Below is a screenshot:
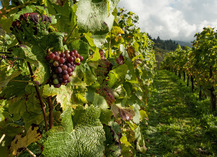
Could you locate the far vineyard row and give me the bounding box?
[163,27,217,112]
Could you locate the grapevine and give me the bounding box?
[0,1,155,156]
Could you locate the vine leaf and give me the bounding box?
[12,45,50,84]
[43,106,106,157]
[42,85,72,110]
[107,64,128,88]
[111,104,135,121]
[135,126,147,153]
[0,70,21,91]
[10,126,41,156]
[76,0,119,47]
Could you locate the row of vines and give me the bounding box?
[163,27,217,112]
[0,0,156,156]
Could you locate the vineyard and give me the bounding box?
[0,0,217,157]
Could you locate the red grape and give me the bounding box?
[65,53,70,58]
[56,67,62,73]
[68,56,74,62]
[61,65,68,70]
[54,84,61,88]
[49,53,55,60]
[75,62,80,66]
[67,67,72,73]
[60,53,65,57]
[69,72,73,76]
[79,56,84,61]
[69,51,74,56]
[53,51,59,55]
[59,57,65,64]
[47,49,83,88]
[72,49,78,55]
[63,74,69,80]
[62,70,68,75]
[54,55,60,61]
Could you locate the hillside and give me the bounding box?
[175,40,192,47]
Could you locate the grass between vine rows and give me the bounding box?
[140,70,217,157]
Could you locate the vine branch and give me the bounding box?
[27,62,48,132]
[48,96,53,129]
[0,0,5,9]
[4,0,37,13]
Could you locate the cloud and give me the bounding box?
[117,0,217,41]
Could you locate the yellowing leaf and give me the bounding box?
[112,26,125,35]
[120,135,132,147]
[140,110,148,121]
[10,126,41,156]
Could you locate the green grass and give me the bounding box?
[140,70,217,157]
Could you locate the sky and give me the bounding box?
[117,0,217,42]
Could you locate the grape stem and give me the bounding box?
[64,24,77,44]
[108,32,112,58]
[48,96,53,129]
[27,62,48,132]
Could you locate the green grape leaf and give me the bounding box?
[60,108,73,133]
[40,32,65,50]
[76,0,119,47]
[100,108,113,125]
[76,0,115,34]
[43,105,105,157]
[71,93,88,104]
[135,126,147,153]
[0,70,21,91]
[84,32,96,48]
[92,34,107,48]
[12,45,50,84]
[132,104,141,124]
[0,76,28,99]
[105,144,121,157]
[86,87,109,109]
[107,64,128,88]
[46,1,77,34]
[108,121,121,142]
[83,63,97,85]
[22,112,45,130]
[8,97,26,120]
[93,93,108,108]
[78,41,90,62]
[42,85,72,110]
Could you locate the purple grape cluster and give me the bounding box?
[46,49,83,88]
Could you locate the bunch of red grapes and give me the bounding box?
[46,49,83,88]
